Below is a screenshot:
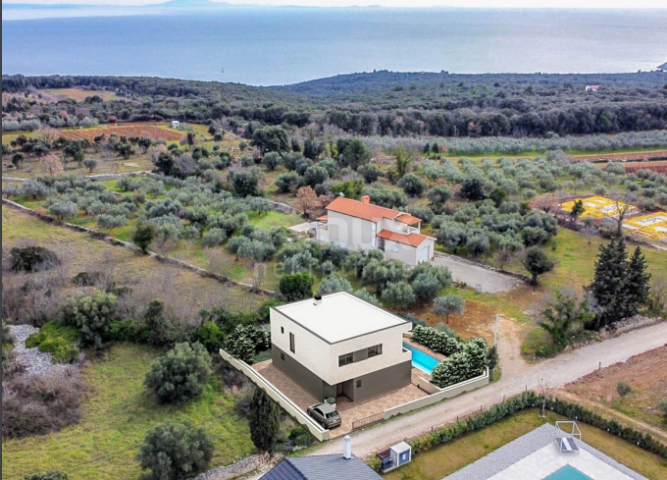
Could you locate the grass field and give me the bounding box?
[565,346,667,431]
[1,344,255,480]
[383,409,667,480]
[2,205,267,315]
[42,88,120,102]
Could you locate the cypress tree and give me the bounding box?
[249,388,281,453]
[626,246,651,315]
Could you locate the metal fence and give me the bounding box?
[352,412,385,431]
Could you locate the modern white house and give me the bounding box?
[170,120,180,128]
[315,195,436,266]
[270,292,413,402]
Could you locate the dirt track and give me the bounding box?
[313,321,667,458]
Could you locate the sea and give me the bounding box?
[2,7,666,86]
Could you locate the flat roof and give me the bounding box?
[273,292,409,344]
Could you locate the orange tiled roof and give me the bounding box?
[325,197,420,224]
[377,229,429,247]
[316,214,328,221]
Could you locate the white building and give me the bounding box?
[315,196,436,266]
[170,120,180,128]
[270,292,413,402]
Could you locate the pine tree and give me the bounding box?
[588,239,640,330]
[626,247,651,315]
[249,388,281,453]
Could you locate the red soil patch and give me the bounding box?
[571,151,667,163]
[60,123,184,143]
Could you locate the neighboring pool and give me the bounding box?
[403,343,440,375]
[542,465,594,480]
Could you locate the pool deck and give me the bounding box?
[441,424,649,480]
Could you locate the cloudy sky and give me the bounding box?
[2,0,666,7]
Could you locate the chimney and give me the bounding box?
[343,435,352,460]
[360,195,370,204]
[313,295,322,306]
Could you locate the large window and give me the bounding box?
[290,333,296,354]
[368,344,383,358]
[339,353,354,367]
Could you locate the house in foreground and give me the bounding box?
[260,437,383,480]
[315,195,435,266]
[271,292,412,402]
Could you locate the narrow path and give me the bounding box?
[312,322,667,458]
[431,254,523,294]
[495,314,531,380]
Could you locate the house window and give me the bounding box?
[357,380,362,388]
[339,353,354,367]
[280,353,285,361]
[281,327,284,334]
[290,333,296,354]
[368,344,383,358]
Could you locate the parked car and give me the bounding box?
[307,402,342,430]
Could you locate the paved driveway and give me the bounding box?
[432,254,522,293]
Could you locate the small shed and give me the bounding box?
[170,120,180,129]
[585,85,600,92]
[378,441,412,473]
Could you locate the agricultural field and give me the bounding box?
[41,88,120,102]
[624,161,667,175]
[2,205,268,317]
[382,409,667,480]
[571,150,667,163]
[59,123,184,143]
[1,344,254,480]
[564,347,667,431]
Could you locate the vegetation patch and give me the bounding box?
[25,321,80,364]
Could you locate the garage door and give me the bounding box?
[419,246,430,263]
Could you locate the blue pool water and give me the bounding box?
[403,343,440,375]
[542,465,594,480]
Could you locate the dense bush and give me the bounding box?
[279,272,314,302]
[60,291,119,350]
[10,246,61,273]
[249,388,281,453]
[225,324,271,363]
[137,421,214,480]
[144,342,212,404]
[194,321,225,353]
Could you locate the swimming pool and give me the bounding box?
[403,343,440,375]
[542,465,594,480]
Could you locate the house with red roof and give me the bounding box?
[315,195,436,266]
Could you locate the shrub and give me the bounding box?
[279,272,314,302]
[410,205,435,223]
[2,368,84,439]
[10,246,61,273]
[617,381,633,397]
[659,399,667,422]
[25,321,80,364]
[411,324,462,356]
[137,421,214,480]
[60,291,119,350]
[49,201,78,220]
[262,152,282,171]
[303,164,329,187]
[97,214,128,232]
[225,325,271,363]
[358,164,381,183]
[275,171,303,193]
[107,319,146,343]
[194,321,225,353]
[143,299,173,347]
[411,273,443,304]
[145,342,212,404]
[523,248,556,285]
[317,274,353,296]
[398,173,426,197]
[133,223,156,253]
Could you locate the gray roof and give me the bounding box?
[260,455,383,480]
[441,424,649,480]
[659,62,667,70]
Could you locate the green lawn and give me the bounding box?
[1,344,255,480]
[383,409,667,480]
[248,211,303,229]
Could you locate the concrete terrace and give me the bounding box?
[254,360,428,438]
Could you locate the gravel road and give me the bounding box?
[8,324,64,378]
[431,254,522,293]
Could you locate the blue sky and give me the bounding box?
[2,0,666,7]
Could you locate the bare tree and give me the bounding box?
[296,186,318,218]
[251,263,267,293]
[40,154,64,177]
[608,191,637,238]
